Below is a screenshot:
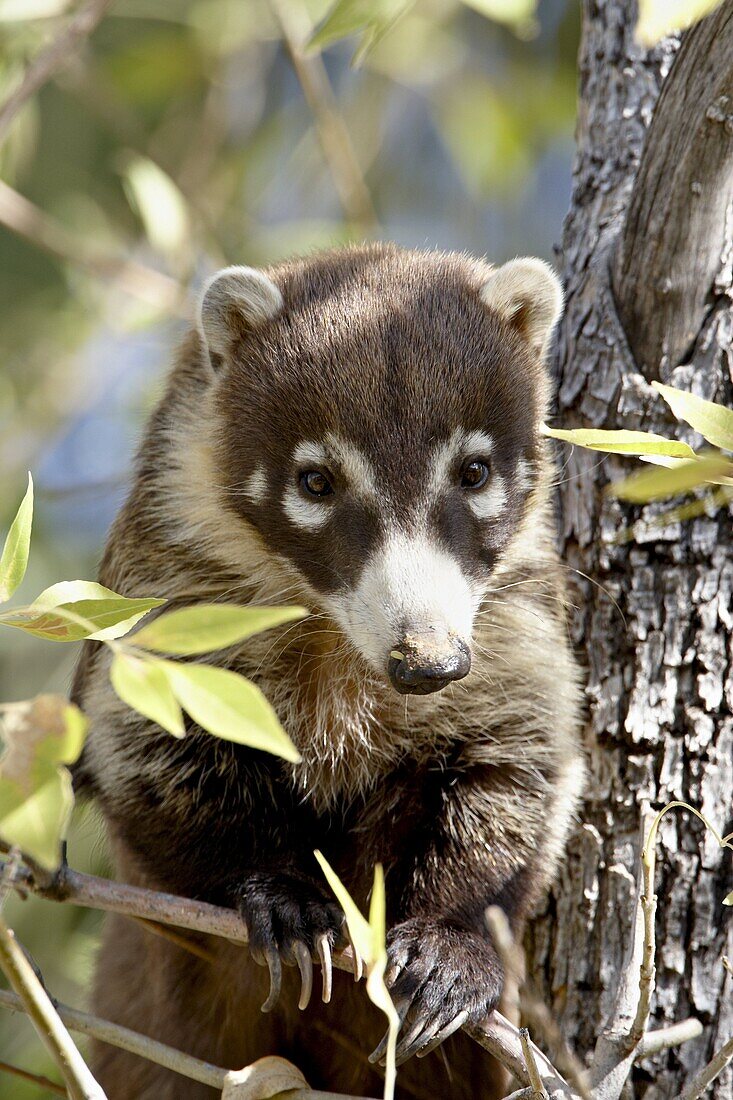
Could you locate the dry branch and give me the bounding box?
[676,1034,733,1100]
[0,0,114,145]
[1,856,576,1098]
[268,0,378,234]
[0,917,105,1100]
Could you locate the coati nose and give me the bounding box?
[388,635,471,695]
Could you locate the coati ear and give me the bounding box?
[479,258,563,359]
[198,265,283,368]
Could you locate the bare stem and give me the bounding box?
[520,1027,550,1100]
[0,988,379,1100]
[2,856,574,1094]
[637,1019,704,1058]
[268,0,378,234]
[0,0,114,145]
[675,1033,733,1100]
[486,906,591,1100]
[0,916,105,1100]
[0,1059,66,1096]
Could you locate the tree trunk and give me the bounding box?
[528,2,733,1097]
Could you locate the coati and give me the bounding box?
[72,243,585,1100]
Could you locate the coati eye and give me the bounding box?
[461,460,490,490]
[300,470,333,498]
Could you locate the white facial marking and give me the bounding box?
[329,437,378,499]
[293,440,328,468]
[327,533,481,668]
[429,429,496,496]
[461,429,495,459]
[243,464,267,504]
[282,484,330,530]
[467,472,507,520]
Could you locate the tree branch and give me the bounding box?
[675,1033,733,1100]
[637,1019,704,1058]
[268,0,378,235]
[0,1058,66,1096]
[612,0,733,377]
[0,989,378,1100]
[0,0,114,145]
[2,856,576,1097]
[0,916,105,1100]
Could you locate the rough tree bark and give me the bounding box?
[527,1,733,1097]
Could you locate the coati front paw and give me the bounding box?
[238,871,346,1013]
[369,917,503,1066]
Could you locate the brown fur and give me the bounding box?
[73,244,585,1099]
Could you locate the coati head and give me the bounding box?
[197,245,562,696]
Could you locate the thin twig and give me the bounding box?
[520,1027,550,1100]
[0,180,187,315]
[466,1015,579,1100]
[590,806,656,1100]
[268,0,378,234]
[637,1019,704,1058]
[0,917,105,1100]
[0,989,379,1100]
[130,916,216,962]
[486,906,591,1100]
[675,1033,733,1100]
[0,1058,66,1096]
[0,0,114,144]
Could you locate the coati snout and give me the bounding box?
[198,246,563,695]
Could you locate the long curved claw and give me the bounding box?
[293,940,313,1011]
[368,997,411,1064]
[316,934,333,1004]
[260,948,282,1013]
[414,1009,469,1061]
[345,924,363,982]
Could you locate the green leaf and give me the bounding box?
[131,603,307,656]
[122,156,191,258]
[110,652,185,737]
[608,454,733,503]
[315,850,373,963]
[0,473,33,604]
[315,853,398,1100]
[724,890,732,906]
[162,662,301,762]
[0,696,87,869]
[652,382,733,452]
[542,425,697,459]
[461,0,537,30]
[0,581,164,642]
[637,0,724,45]
[308,0,414,63]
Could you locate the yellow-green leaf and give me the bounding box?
[542,425,697,459]
[162,662,300,762]
[653,382,733,452]
[315,853,398,1100]
[123,156,190,257]
[308,0,414,63]
[461,0,537,29]
[131,604,307,656]
[315,850,373,963]
[110,652,185,737]
[0,473,33,604]
[637,0,724,45]
[608,454,733,503]
[0,696,87,869]
[724,890,732,906]
[0,581,165,642]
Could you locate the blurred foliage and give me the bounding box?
[0,0,580,1092]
